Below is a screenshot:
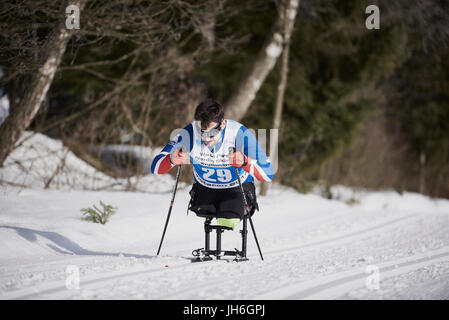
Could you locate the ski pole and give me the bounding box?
[231,149,264,261]
[156,164,182,256]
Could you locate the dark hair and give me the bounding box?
[194,99,224,128]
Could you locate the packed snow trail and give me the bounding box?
[1,184,449,300]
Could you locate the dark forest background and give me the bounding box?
[1,0,448,198]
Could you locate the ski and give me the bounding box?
[187,257,245,263]
[190,247,249,263]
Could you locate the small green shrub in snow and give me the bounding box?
[81,201,117,224]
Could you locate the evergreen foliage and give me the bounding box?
[2,0,448,197]
[81,201,117,224]
[243,0,410,188]
[386,46,449,195]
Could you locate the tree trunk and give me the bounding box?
[260,0,299,196]
[224,0,299,121]
[0,0,86,167]
[419,150,426,195]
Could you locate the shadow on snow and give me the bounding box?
[0,225,155,259]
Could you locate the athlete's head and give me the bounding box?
[194,99,225,146]
[194,99,224,129]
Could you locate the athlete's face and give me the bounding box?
[200,120,225,146]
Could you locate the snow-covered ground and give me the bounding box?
[1,133,449,300]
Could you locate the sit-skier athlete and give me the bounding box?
[150,99,274,228]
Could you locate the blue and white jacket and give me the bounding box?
[150,120,274,189]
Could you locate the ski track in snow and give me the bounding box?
[1,206,449,300]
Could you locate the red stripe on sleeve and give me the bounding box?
[252,165,266,181]
[158,154,174,174]
[242,156,269,182]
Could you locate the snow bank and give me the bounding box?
[0,131,182,193]
[316,184,449,215]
